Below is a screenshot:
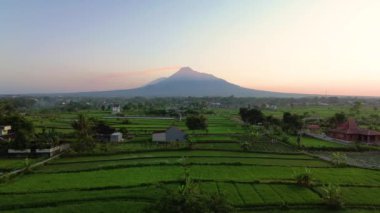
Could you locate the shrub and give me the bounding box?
[121,119,131,125]
[240,142,251,151]
[71,136,96,153]
[294,168,313,187]
[322,184,344,209]
[186,115,208,131]
[331,152,347,167]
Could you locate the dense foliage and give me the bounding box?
[282,112,303,134]
[186,115,208,131]
[239,108,264,125]
[71,114,96,152]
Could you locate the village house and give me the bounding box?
[0,125,12,142]
[110,132,123,142]
[111,104,121,114]
[0,125,11,136]
[328,119,380,144]
[152,127,187,143]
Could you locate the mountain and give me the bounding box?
[145,77,168,86]
[72,67,304,97]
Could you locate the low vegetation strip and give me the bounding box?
[38,158,332,174]
[314,186,380,206]
[2,164,379,194]
[0,182,322,211]
[50,155,320,166]
[59,150,314,163]
[2,200,150,213]
[0,166,184,193]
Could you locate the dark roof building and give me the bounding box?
[328,119,380,143]
[152,127,186,143]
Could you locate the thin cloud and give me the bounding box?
[100,66,181,80]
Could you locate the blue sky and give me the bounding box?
[1,0,379,96]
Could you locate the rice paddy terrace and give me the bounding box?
[1,110,380,212]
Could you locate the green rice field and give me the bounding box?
[1,109,378,212]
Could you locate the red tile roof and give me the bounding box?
[330,118,380,136]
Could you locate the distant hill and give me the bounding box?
[70,67,305,98]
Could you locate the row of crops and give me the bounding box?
[1,149,380,212]
[29,110,245,135]
[1,109,376,212]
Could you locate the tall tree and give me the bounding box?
[239,108,264,125]
[282,112,302,134]
[93,120,115,135]
[71,114,95,152]
[186,115,208,131]
[71,114,93,138]
[327,112,347,128]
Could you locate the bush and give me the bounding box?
[71,136,96,153]
[121,119,131,125]
[294,168,313,187]
[331,152,347,167]
[186,115,208,131]
[322,184,344,209]
[240,142,251,151]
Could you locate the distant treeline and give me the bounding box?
[1,96,380,112]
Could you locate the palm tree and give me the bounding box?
[71,114,93,138]
[38,128,60,148]
[331,152,347,167]
[322,184,344,209]
[71,114,95,152]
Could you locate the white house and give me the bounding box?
[110,132,123,142]
[152,127,186,143]
[0,125,11,136]
[112,105,121,114]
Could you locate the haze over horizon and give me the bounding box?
[1,0,380,96]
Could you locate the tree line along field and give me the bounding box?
[1,108,379,212]
[262,105,379,119]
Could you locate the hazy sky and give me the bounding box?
[1,0,380,96]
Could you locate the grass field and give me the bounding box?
[289,136,351,149]
[2,108,378,212]
[1,149,380,212]
[0,158,44,173]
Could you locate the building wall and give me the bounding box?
[112,107,121,114]
[152,132,166,142]
[110,133,123,142]
[329,132,380,143]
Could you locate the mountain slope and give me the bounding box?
[145,77,168,86]
[73,67,304,97]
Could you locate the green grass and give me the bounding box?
[3,200,149,213]
[191,135,238,142]
[289,136,350,148]
[315,186,380,205]
[0,166,183,193]
[8,109,380,212]
[57,150,315,164]
[0,185,161,210]
[4,163,379,194]
[0,182,322,210]
[0,158,44,172]
[38,156,330,174]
